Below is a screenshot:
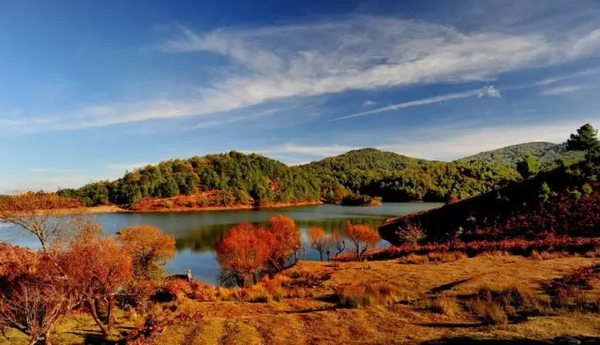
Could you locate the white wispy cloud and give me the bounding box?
[2,15,600,134]
[331,85,501,121]
[362,100,376,107]
[257,118,598,162]
[535,67,600,86]
[540,85,589,96]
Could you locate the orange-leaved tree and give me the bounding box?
[267,215,301,271]
[117,225,176,280]
[346,221,381,261]
[307,227,329,261]
[0,192,83,251]
[63,236,134,337]
[0,244,79,345]
[215,223,271,285]
[329,232,346,259]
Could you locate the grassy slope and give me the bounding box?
[145,256,600,344]
[5,255,598,344]
[457,142,583,168]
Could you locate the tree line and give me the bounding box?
[50,124,600,208]
[57,152,321,207]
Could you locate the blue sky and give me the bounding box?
[1,0,600,192]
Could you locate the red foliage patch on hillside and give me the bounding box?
[380,168,599,244]
[367,237,600,261]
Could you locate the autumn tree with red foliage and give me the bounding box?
[346,221,381,261]
[0,245,79,345]
[117,225,176,280]
[329,232,346,259]
[308,227,329,261]
[266,215,301,270]
[0,192,83,251]
[215,223,271,285]
[63,235,134,337]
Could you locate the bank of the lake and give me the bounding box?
[0,202,440,285]
[52,200,326,215]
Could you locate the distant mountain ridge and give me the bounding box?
[59,142,582,208]
[299,148,519,203]
[456,142,584,168]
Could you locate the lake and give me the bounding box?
[0,202,439,285]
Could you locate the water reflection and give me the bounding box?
[0,203,439,285]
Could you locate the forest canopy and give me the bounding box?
[58,152,321,207]
[57,141,582,207]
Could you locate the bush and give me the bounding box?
[272,291,284,302]
[336,286,374,308]
[158,279,190,301]
[582,183,593,196]
[341,193,372,206]
[477,301,508,325]
[468,286,544,324]
[188,281,217,301]
[396,222,426,245]
[530,250,543,261]
[399,253,429,264]
[420,295,461,316]
[336,283,406,308]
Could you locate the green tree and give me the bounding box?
[159,177,179,198]
[538,182,551,203]
[516,154,541,179]
[567,123,600,163]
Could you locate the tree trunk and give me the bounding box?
[44,329,52,345]
[28,337,39,345]
[252,272,258,285]
[86,298,110,337]
[107,294,115,333]
[319,252,323,261]
[38,235,48,253]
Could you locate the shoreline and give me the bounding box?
[54,200,324,215]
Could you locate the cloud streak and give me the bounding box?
[330,86,501,121]
[540,85,589,96]
[2,15,600,134]
[535,67,600,86]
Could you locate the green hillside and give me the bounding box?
[457,142,584,168]
[58,152,321,207]
[299,148,519,203]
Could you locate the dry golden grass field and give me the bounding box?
[2,253,600,344]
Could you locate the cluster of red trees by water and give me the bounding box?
[0,192,383,344]
[215,217,381,286]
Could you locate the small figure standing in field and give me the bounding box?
[187,269,193,283]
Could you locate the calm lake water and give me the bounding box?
[0,203,439,285]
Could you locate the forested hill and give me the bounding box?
[298,148,520,203]
[58,152,321,207]
[457,142,583,168]
[59,148,521,207]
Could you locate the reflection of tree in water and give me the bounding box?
[174,217,387,254]
[174,223,233,252]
